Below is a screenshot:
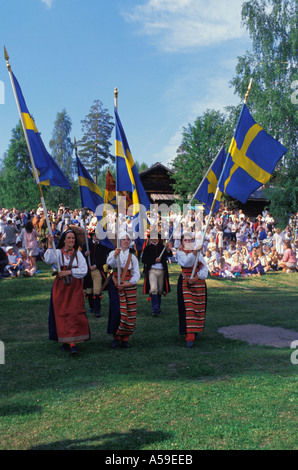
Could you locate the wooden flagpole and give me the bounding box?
[190,78,253,278]
[74,137,91,267]
[114,87,121,284]
[4,46,60,271]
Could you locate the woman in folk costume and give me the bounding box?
[45,230,89,354]
[107,232,140,349]
[177,232,208,348]
[142,233,172,316]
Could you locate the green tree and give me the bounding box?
[0,122,40,209]
[47,109,78,209]
[231,0,298,222]
[170,109,233,204]
[78,100,114,184]
[49,109,74,181]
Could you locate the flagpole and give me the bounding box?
[114,87,121,284]
[190,78,253,278]
[159,144,226,259]
[4,46,60,271]
[74,138,91,267]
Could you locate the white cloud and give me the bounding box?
[124,0,247,52]
[41,0,53,8]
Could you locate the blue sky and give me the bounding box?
[0,0,252,171]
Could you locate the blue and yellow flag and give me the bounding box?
[114,107,150,249]
[76,152,104,213]
[194,146,225,214]
[104,169,117,209]
[219,104,287,204]
[11,72,71,189]
[75,153,114,249]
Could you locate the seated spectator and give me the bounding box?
[216,256,235,278]
[228,240,237,255]
[257,247,269,272]
[278,240,297,272]
[4,246,22,277]
[266,247,279,271]
[19,248,36,277]
[230,253,243,276]
[248,252,264,277]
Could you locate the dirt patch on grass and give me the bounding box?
[218,324,298,348]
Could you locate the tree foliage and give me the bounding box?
[49,109,74,181]
[231,0,298,220]
[0,122,40,209]
[170,109,234,204]
[77,100,114,184]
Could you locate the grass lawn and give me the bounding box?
[0,260,297,450]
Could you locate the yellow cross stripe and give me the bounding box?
[207,169,222,200]
[224,124,272,192]
[78,176,102,197]
[207,169,218,192]
[22,113,38,132]
[115,139,136,189]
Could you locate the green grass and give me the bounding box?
[0,261,297,450]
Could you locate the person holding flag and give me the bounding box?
[75,143,114,317]
[177,232,208,349]
[45,229,89,355]
[106,231,140,349]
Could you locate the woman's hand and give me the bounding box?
[58,270,72,279]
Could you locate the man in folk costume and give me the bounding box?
[82,231,112,317]
[45,230,89,354]
[177,232,208,348]
[142,233,172,316]
[106,232,140,349]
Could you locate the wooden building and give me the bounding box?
[139,162,178,205]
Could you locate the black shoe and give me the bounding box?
[121,341,131,349]
[70,345,78,354]
[186,341,193,348]
[111,339,120,349]
[61,343,70,352]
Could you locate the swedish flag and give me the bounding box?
[194,146,225,214]
[219,104,287,204]
[75,153,114,249]
[11,72,71,189]
[114,107,150,248]
[76,153,104,213]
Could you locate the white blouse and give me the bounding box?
[177,250,208,280]
[107,249,140,285]
[44,248,88,279]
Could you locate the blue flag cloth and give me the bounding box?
[194,146,226,214]
[219,104,288,204]
[11,72,71,189]
[75,152,114,250]
[114,107,150,250]
[76,153,104,213]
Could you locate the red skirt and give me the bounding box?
[181,267,207,333]
[112,271,137,338]
[51,276,90,343]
